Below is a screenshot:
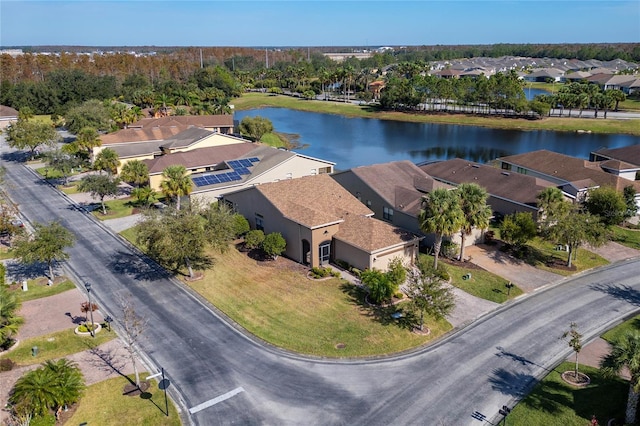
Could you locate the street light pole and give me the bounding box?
[84,282,95,338]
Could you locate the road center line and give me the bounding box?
[188,387,245,414]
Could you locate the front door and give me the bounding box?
[319,242,330,266]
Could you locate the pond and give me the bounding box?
[235,108,639,171]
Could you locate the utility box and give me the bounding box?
[31,346,38,356]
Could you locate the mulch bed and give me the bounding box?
[439,257,485,271]
[123,380,151,397]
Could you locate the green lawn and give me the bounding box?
[508,362,627,425]
[91,198,138,220]
[14,279,75,303]
[602,314,640,344]
[523,238,610,276]
[59,182,80,195]
[259,132,289,148]
[0,248,15,260]
[0,327,116,366]
[420,254,523,303]
[611,225,640,250]
[232,92,640,136]
[66,374,181,426]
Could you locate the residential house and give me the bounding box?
[223,174,420,271]
[0,105,19,129]
[497,150,640,208]
[128,115,234,134]
[524,68,565,82]
[96,127,246,173]
[144,143,334,203]
[420,158,560,220]
[590,145,640,181]
[332,161,455,246]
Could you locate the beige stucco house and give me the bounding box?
[222,174,420,272]
[144,143,335,202]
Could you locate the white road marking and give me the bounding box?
[188,387,245,414]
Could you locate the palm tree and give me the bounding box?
[161,165,192,210]
[600,332,640,425]
[609,89,627,111]
[418,189,464,269]
[131,186,157,206]
[0,286,23,349]
[119,160,149,187]
[9,358,85,418]
[536,186,569,225]
[75,127,100,160]
[457,183,491,262]
[93,148,120,175]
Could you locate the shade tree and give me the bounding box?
[4,118,59,160]
[405,267,455,332]
[77,174,121,215]
[12,220,75,280]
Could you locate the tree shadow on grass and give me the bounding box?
[572,369,627,422]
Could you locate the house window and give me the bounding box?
[501,163,512,171]
[383,206,394,221]
[319,242,331,265]
[319,167,331,174]
[255,214,264,231]
[516,167,527,175]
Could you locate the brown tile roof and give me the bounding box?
[347,160,451,215]
[499,150,640,193]
[256,174,373,228]
[130,115,233,129]
[0,105,19,117]
[100,125,189,145]
[334,214,419,253]
[144,143,258,174]
[593,146,640,168]
[420,158,556,207]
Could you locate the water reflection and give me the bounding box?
[235,108,638,171]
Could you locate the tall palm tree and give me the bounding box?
[600,332,640,425]
[418,188,464,269]
[457,183,491,262]
[75,127,101,160]
[0,286,23,348]
[161,165,192,211]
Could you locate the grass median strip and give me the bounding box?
[611,226,640,250]
[67,373,181,426]
[508,362,626,425]
[15,279,75,303]
[1,328,115,366]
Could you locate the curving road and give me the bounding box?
[3,146,640,425]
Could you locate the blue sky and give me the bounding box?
[1,1,638,47]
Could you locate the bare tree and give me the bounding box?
[119,295,148,388]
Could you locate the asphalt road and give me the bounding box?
[3,145,640,425]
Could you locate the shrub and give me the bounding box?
[0,358,16,371]
[231,214,250,237]
[385,257,406,293]
[440,240,459,259]
[350,267,362,278]
[244,230,265,250]
[310,266,331,278]
[335,259,350,270]
[0,262,5,286]
[262,232,286,259]
[361,269,394,305]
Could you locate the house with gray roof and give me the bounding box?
[419,158,558,220]
[590,145,640,181]
[332,161,451,237]
[0,105,19,129]
[497,150,640,208]
[223,174,420,271]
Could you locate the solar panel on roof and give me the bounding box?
[219,175,230,182]
[236,168,250,175]
[248,157,260,163]
[239,159,252,167]
[193,177,208,187]
[228,160,241,168]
